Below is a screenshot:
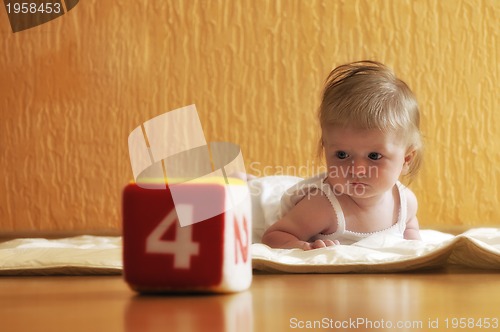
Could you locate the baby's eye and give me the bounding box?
[368,152,382,160]
[336,151,349,159]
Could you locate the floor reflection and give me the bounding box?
[124,291,253,332]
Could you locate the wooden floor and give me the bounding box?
[1,268,499,332]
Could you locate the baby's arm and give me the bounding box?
[403,188,421,240]
[262,191,337,250]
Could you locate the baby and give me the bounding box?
[262,61,423,250]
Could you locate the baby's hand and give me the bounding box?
[301,239,340,251]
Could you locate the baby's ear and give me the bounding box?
[402,148,416,175]
[316,137,325,159]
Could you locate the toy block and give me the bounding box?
[122,179,252,293]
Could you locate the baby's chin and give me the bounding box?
[343,183,372,198]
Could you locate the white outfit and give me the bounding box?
[249,175,303,243]
[279,173,408,245]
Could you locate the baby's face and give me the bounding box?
[322,126,409,198]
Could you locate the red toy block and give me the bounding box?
[122,180,252,293]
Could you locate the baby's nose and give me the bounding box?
[351,159,368,177]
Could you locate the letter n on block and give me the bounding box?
[122,181,252,293]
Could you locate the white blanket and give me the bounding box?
[0,176,498,275]
[252,228,500,273]
[0,236,122,275]
[0,229,500,275]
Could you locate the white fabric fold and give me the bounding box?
[0,236,122,275]
[252,228,500,273]
[1,229,500,275]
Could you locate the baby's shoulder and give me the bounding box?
[401,186,418,219]
[289,188,338,230]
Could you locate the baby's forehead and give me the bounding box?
[322,126,405,148]
[322,125,394,137]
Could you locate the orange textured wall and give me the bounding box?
[0,0,498,234]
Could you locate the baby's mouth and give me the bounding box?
[348,181,368,186]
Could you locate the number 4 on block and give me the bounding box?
[122,181,252,293]
[146,205,200,269]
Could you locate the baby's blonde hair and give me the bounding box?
[318,60,423,181]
